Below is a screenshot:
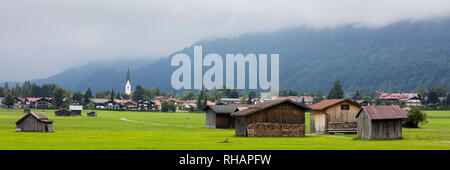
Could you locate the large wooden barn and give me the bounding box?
[309,99,361,134]
[231,99,310,137]
[16,111,54,132]
[203,105,239,129]
[356,105,407,140]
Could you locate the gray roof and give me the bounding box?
[16,112,52,124]
[91,98,109,104]
[203,105,239,114]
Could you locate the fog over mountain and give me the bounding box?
[1,0,450,81]
[27,18,450,95]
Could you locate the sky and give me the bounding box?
[0,0,450,81]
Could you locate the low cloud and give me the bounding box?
[0,0,449,81]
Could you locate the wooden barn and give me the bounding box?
[356,105,407,140]
[231,99,310,137]
[54,108,74,116]
[16,111,54,132]
[203,105,239,129]
[69,105,83,116]
[87,111,97,117]
[309,99,361,134]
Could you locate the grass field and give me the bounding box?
[0,109,449,150]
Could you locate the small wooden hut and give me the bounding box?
[16,112,54,132]
[87,111,96,117]
[55,108,73,116]
[69,105,83,116]
[355,105,407,140]
[309,99,361,134]
[231,99,310,137]
[203,105,239,129]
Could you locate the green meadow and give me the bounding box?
[0,109,449,150]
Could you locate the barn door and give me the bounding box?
[315,114,326,133]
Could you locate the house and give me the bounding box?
[309,99,361,134]
[275,96,314,106]
[87,111,96,117]
[220,98,241,105]
[203,105,239,129]
[231,99,310,137]
[25,97,52,109]
[91,98,109,109]
[69,105,83,116]
[55,108,74,116]
[105,100,120,109]
[0,97,4,107]
[16,111,54,132]
[14,97,28,109]
[114,99,138,110]
[138,100,155,110]
[378,93,421,106]
[356,105,408,140]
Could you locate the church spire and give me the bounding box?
[126,66,130,82]
[125,66,132,96]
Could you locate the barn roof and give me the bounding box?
[356,105,408,120]
[309,99,360,110]
[231,99,310,117]
[16,112,52,124]
[203,105,239,114]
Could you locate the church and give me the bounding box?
[125,66,132,96]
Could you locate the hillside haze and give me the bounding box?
[32,19,450,94]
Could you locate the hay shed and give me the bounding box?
[309,99,361,134]
[203,105,239,129]
[356,105,407,140]
[231,99,310,137]
[87,111,96,117]
[55,108,73,116]
[16,112,54,132]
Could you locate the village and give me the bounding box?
[1,67,447,141]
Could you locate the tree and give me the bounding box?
[52,87,65,109]
[375,98,385,105]
[161,101,169,112]
[313,88,324,104]
[403,107,428,128]
[132,85,146,101]
[110,89,115,101]
[327,80,344,99]
[0,86,4,97]
[161,101,176,112]
[447,93,450,106]
[182,91,195,100]
[62,90,72,108]
[427,88,439,105]
[72,92,83,104]
[353,90,363,100]
[4,92,15,108]
[362,94,372,103]
[116,92,121,100]
[247,91,256,104]
[84,87,93,105]
[86,102,95,109]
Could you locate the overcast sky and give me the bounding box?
[1,0,449,81]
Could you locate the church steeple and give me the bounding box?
[125,66,132,95]
[126,66,131,82]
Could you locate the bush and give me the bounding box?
[403,107,428,128]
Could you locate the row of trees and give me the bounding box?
[0,81,58,98]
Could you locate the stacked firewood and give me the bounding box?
[247,123,305,137]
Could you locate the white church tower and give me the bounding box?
[125,66,132,96]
